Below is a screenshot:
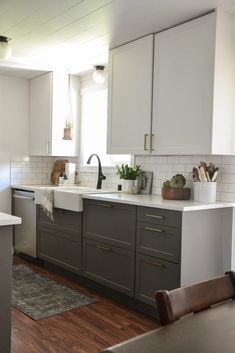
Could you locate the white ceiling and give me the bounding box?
[0,0,235,78]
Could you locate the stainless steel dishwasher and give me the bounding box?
[13,189,37,257]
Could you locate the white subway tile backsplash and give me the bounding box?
[179,156,193,164]
[217,183,229,192]
[10,154,235,203]
[221,156,235,165]
[220,174,235,183]
[220,192,235,202]
[155,156,168,164]
[167,156,179,164]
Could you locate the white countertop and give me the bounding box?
[82,193,235,211]
[11,184,59,191]
[0,212,21,226]
[11,184,235,212]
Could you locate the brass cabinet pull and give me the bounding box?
[144,134,149,151]
[144,259,165,268]
[145,213,165,219]
[145,226,164,233]
[150,134,155,151]
[96,203,113,208]
[98,245,112,252]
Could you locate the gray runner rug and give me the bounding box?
[12,264,95,320]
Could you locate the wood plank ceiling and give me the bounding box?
[0,0,234,77]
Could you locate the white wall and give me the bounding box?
[0,75,29,213]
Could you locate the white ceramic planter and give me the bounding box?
[193,182,217,203]
[122,179,138,194]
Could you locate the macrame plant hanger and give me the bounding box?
[63,73,74,140]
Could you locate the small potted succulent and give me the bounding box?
[162,174,191,200]
[116,164,143,194]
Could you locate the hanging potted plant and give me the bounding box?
[116,164,143,194]
[63,74,74,141]
[63,120,73,140]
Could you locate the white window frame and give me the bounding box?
[79,73,133,173]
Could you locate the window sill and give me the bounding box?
[79,165,117,174]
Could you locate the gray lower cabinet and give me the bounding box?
[37,206,82,274]
[83,199,136,296]
[135,206,182,306]
[83,238,135,296]
[83,199,136,250]
[135,253,180,306]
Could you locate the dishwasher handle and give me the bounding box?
[13,194,35,201]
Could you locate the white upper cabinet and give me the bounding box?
[152,10,235,155]
[107,35,154,155]
[29,72,80,157]
[29,72,52,156]
[107,10,235,156]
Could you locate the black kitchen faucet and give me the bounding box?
[86,154,106,189]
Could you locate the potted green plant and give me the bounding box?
[116,164,143,193]
[162,174,191,200]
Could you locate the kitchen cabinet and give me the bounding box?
[152,10,235,155]
[82,199,136,295]
[107,10,235,155]
[83,238,135,296]
[135,206,181,306]
[29,72,80,157]
[107,35,154,155]
[37,206,82,274]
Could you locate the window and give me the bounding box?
[80,74,131,168]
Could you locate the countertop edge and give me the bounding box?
[0,213,21,226]
[82,193,235,211]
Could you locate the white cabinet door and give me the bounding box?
[152,13,216,155]
[107,35,153,155]
[29,72,52,156]
[29,72,79,157]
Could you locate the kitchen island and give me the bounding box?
[0,213,21,353]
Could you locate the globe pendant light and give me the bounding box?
[93,65,105,83]
[0,36,11,60]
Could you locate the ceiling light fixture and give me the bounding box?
[0,36,12,60]
[93,65,105,84]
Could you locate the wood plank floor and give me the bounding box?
[12,257,159,353]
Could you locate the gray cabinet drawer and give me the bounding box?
[137,206,181,228]
[83,200,136,250]
[82,238,135,296]
[135,253,180,306]
[38,207,82,234]
[136,221,181,263]
[38,227,82,274]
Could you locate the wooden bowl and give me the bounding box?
[161,187,191,200]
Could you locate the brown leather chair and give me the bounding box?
[155,271,235,325]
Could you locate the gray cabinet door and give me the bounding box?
[135,253,180,306]
[38,226,82,274]
[136,221,181,263]
[37,206,82,273]
[83,238,135,296]
[39,207,82,235]
[83,200,136,250]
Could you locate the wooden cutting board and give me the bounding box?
[50,159,68,185]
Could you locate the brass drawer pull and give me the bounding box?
[145,214,165,219]
[144,259,165,268]
[98,245,112,252]
[96,203,113,208]
[145,226,164,233]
